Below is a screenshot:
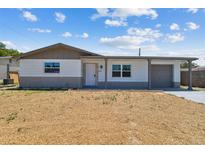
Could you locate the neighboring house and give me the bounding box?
[0,56,19,80]
[18,43,198,89]
[181,66,205,88]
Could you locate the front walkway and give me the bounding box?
[165,91,205,104]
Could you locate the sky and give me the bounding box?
[0,8,204,65]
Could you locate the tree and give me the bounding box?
[180,61,199,69]
[0,42,6,49]
[0,42,22,57]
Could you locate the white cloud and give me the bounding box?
[166,33,184,43]
[28,28,51,33]
[127,28,162,40]
[22,11,38,22]
[155,24,161,28]
[137,44,160,51]
[111,8,158,20]
[101,37,160,52]
[62,32,72,38]
[91,8,158,20]
[187,8,199,14]
[100,35,158,50]
[97,44,160,56]
[170,23,180,31]
[0,41,16,49]
[157,49,205,66]
[100,35,147,48]
[186,22,200,30]
[100,27,162,50]
[100,26,184,50]
[54,12,66,23]
[77,32,89,39]
[91,8,110,20]
[105,19,127,27]
[82,33,89,39]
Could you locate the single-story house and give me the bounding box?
[18,43,198,89]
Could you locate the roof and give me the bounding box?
[17,43,198,61]
[81,55,198,61]
[18,43,101,59]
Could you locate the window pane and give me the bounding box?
[123,65,131,71]
[53,63,60,67]
[122,72,131,77]
[112,71,121,77]
[112,65,121,71]
[45,62,60,73]
[45,63,51,67]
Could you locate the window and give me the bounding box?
[122,65,131,77]
[112,64,131,77]
[112,65,121,77]
[44,62,60,73]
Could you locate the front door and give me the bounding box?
[85,64,96,86]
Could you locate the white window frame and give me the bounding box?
[122,64,131,77]
[112,64,131,78]
[112,64,121,77]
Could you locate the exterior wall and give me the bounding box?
[82,58,148,89]
[107,59,148,82]
[81,58,105,82]
[151,60,181,83]
[19,57,183,89]
[20,77,82,88]
[82,58,181,89]
[19,59,82,77]
[82,59,148,83]
[19,59,82,88]
[0,65,7,79]
[0,58,9,65]
[97,82,148,89]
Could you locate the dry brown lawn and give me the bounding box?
[0,90,205,144]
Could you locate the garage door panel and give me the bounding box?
[151,65,173,88]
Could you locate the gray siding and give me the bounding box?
[20,77,82,89]
[96,82,148,89]
[173,82,180,88]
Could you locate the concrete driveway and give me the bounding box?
[165,91,205,104]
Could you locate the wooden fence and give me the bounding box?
[181,70,205,88]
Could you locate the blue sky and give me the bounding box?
[0,8,204,65]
